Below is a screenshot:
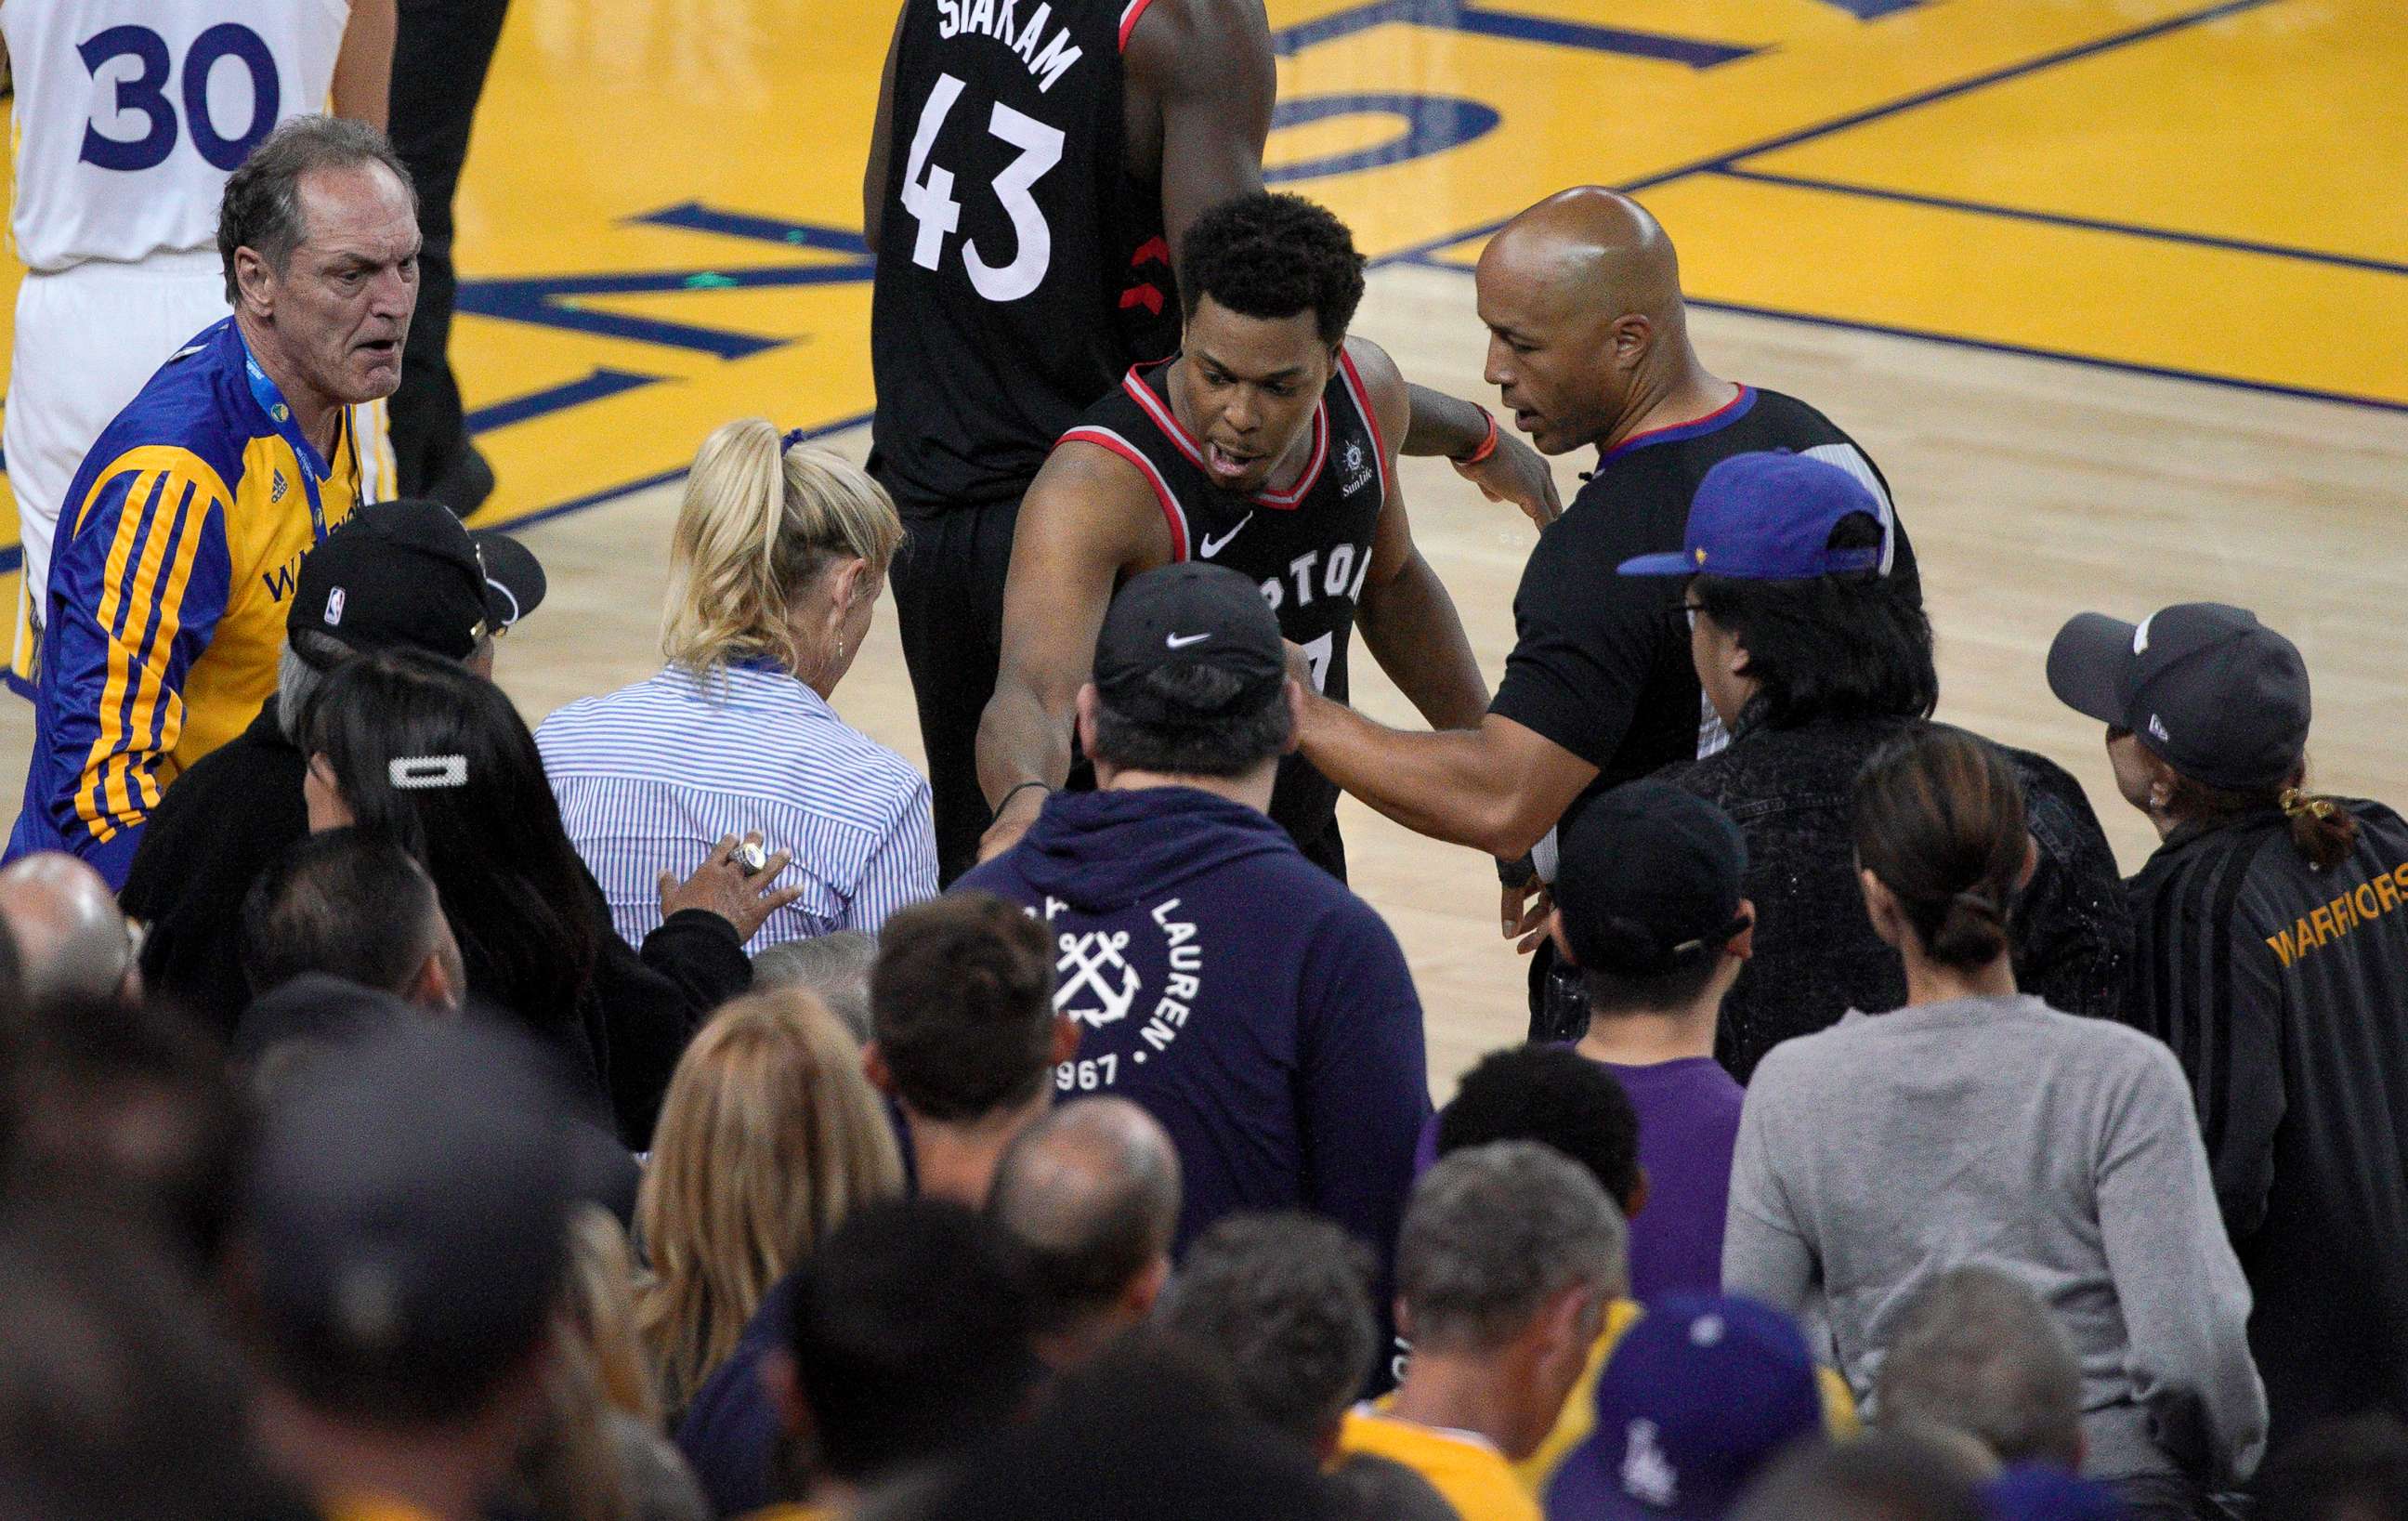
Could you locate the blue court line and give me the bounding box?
[1709,165,2408,280]
[1367,0,2287,271]
[466,367,667,434]
[1268,0,1755,68]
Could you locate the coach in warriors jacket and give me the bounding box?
[961,564,1430,1306]
[2050,602,2408,1449]
[8,120,412,885]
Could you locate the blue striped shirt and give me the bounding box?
[535,662,936,952]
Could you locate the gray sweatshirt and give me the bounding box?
[1722,993,2266,1488]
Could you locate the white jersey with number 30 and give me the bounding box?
[2,0,348,271]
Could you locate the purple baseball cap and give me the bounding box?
[1545,1294,1825,1521]
[1618,451,1891,582]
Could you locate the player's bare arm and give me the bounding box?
[330,0,397,129]
[1343,338,1488,732]
[1399,380,1563,530]
[1124,0,1275,259]
[1289,689,1596,862]
[860,0,910,256]
[974,443,1177,859]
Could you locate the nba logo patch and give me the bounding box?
[325,587,347,627]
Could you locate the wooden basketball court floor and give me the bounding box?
[2,0,2402,1091]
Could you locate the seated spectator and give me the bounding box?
[0,852,142,1007]
[1546,1293,1828,1521]
[753,930,878,1042]
[635,988,904,1424]
[884,1336,1335,1521]
[1874,1266,2085,1474]
[513,1208,711,1521]
[0,1215,302,1521]
[2253,1414,2408,1521]
[962,563,1429,1288]
[988,1096,1180,1369]
[119,499,544,1034]
[537,419,934,953]
[1341,1141,1626,1521]
[1426,1045,1858,1497]
[1158,1211,1475,1520]
[3,994,246,1276]
[238,1021,579,1521]
[1159,1211,1382,1461]
[866,891,1075,1204]
[755,1199,1040,1517]
[674,898,1060,1514]
[2049,602,2408,1449]
[1612,451,2127,1079]
[1724,726,2266,1515]
[1731,1432,1986,1521]
[1548,780,1750,1299]
[239,828,465,1009]
[301,647,776,1147]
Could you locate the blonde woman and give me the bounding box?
[538,419,936,951]
[635,985,906,1425]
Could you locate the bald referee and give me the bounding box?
[1285,188,1917,1029]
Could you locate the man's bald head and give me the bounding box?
[1475,188,1697,454]
[987,1098,1181,1360]
[0,854,137,1007]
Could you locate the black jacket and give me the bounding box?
[119,701,748,1145]
[2125,801,2408,1449]
[1663,714,2133,1082]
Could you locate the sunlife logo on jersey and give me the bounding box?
[1046,895,1204,1094]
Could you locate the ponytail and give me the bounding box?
[661,419,906,676]
[1852,726,2030,971]
[2280,785,2359,871]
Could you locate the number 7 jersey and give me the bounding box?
[2,0,347,272]
[868,0,1178,510]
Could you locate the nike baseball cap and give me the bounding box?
[1618,451,1889,581]
[2046,602,2310,791]
[1545,1294,1825,1521]
[1093,562,1287,724]
[290,500,546,666]
[1555,781,1748,977]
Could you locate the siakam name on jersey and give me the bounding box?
[936,0,1083,92]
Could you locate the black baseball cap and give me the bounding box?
[242,1021,575,1411]
[289,500,546,665]
[1556,781,1748,975]
[2046,602,2310,791]
[1093,563,1287,724]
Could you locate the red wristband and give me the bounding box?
[1456,409,1499,466]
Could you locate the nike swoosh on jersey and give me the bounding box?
[1197,512,1254,558]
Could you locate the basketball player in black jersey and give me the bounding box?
[865,0,1560,881]
[974,193,1491,880]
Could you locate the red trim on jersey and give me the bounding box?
[1335,347,1390,506]
[1060,426,1191,560]
[1119,365,1329,510]
[1119,0,1159,51]
[1604,384,1752,455]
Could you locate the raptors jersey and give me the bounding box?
[869,0,1177,510]
[1064,349,1390,876]
[2,0,347,271]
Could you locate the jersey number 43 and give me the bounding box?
[897,72,1063,303]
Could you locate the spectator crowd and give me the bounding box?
[6,116,2408,1521]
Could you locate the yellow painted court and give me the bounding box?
[4,0,2404,1078]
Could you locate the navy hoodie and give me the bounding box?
[960,785,1431,1275]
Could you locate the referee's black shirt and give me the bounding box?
[2125,799,2408,1449]
[1488,386,1918,829]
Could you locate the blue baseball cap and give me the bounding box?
[1617,451,1889,581]
[1545,1294,1824,1521]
